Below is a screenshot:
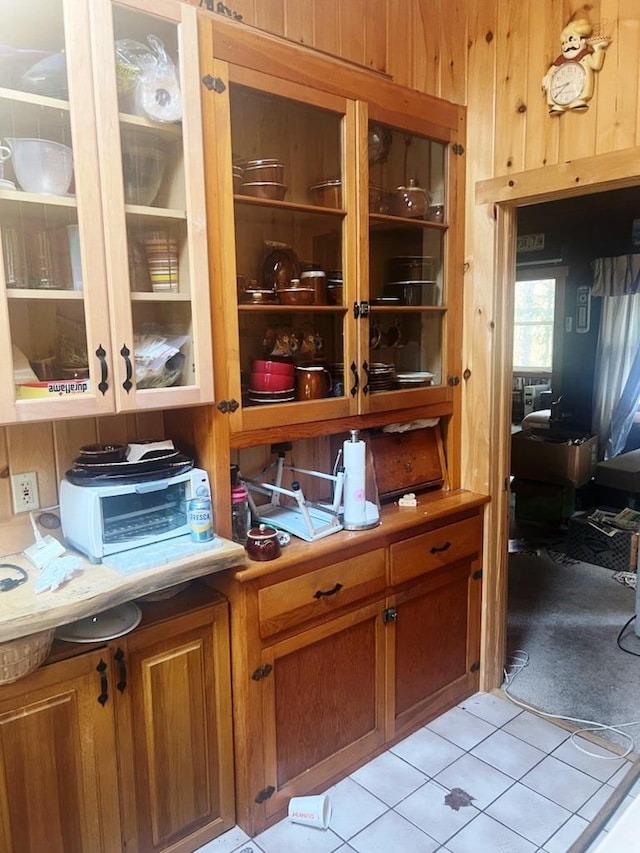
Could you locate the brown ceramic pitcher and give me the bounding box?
[295,364,332,401]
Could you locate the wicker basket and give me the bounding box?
[0,629,54,685]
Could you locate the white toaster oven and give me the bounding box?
[60,467,210,563]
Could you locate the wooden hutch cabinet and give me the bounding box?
[213,493,486,835]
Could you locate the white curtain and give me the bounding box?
[591,255,640,459]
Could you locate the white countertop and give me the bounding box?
[0,536,247,643]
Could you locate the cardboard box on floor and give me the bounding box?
[567,512,639,572]
[511,429,598,489]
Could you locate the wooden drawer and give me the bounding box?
[258,550,386,638]
[389,514,482,585]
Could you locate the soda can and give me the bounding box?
[188,496,213,541]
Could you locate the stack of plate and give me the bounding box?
[368,363,396,393]
[395,371,434,389]
[248,388,295,405]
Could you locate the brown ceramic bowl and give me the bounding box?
[309,179,342,208]
[327,283,343,305]
[243,163,284,184]
[242,181,287,201]
[239,288,279,305]
[277,287,315,305]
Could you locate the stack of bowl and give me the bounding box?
[383,255,439,306]
[276,277,315,305]
[248,359,295,404]
[242,158,287,200]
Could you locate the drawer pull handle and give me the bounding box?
[313,582,343,599]
[430,541,452,554]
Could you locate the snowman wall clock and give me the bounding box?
[542,18,611,115]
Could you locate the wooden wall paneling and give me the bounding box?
[523,0,561,169]
[414,0,441,97]
[336,0,366,67]
[596,1,638,154]
[310,0,341,58]
[283,0,315,47]
[386,0,415,88]
[6,423,57,510]
[52,418,98,488]
[361,0,387,74]
[436,0,468,106]
[493,0,532,177]
[133,411,166,441]
[0,429,11,522]
[254,0,285,36]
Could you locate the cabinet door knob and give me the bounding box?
[362,361,370,396]
[349,361,359,397]
[95,345,109,395]
[96,659,109,706]
[120,344,133,393]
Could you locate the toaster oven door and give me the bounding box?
[101,480,188,545]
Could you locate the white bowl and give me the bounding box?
[6,137,73,195]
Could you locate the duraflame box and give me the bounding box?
[567,513,639,572]
[511,429,598,489]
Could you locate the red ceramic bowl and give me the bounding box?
[250,372,295,392]
[252,359,295,376]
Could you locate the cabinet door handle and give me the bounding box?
[120,344,133,393]
[95,345,108,395]
[349,361,359,397]
[114,647,127,693]
[96,659,108,706]
[430,540,452,554]
[313,582,343,599]
[362,361,370,396]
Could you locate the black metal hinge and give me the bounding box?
[452,143,465,156]
[354,300,370,319]
[251,663,273,682]
[201,74,227,94]
[255,785,275,803]
[472,569,483,580]
[470,660,480,672]
[217,398,239,413]
[382,607,398,624]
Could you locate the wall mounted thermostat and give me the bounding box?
[576,285,591,334]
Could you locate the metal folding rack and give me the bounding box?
[240,452,345,542]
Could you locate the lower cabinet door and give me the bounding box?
[115,601,235,852]
[388,561,482,739]
[0,650,121,853]
[260,601,386,819]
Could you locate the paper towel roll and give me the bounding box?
[343,438,366,525]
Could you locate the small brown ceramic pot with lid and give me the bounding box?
[246,524,281,561]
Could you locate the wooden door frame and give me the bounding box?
[474,148,640,691]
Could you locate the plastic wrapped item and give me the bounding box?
[115,36,182,123]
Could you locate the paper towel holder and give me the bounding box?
[340,429,381,531]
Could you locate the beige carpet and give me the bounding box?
[506,547,640,753]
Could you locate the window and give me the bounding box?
[513,267,566,374]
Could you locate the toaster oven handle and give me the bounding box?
[135,480,170,493]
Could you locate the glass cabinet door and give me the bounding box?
[364,116,452,413]
[0,0,114,422]
[90,0,213,412]
[210,62,356,432]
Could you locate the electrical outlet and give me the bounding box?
[11,471,40,513]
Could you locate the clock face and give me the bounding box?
[550,61,586,105]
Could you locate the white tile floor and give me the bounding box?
[197,692,640,853]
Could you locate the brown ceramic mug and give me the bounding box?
[295,365,332,401]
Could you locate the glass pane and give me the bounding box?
[112,4,194,390]
[368,122,446,392]
[230,83,346,408]
[513,278,555,371]
[2,0,91,400]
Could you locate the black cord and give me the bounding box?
[617,614,640,657]
[0,563,28,592]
